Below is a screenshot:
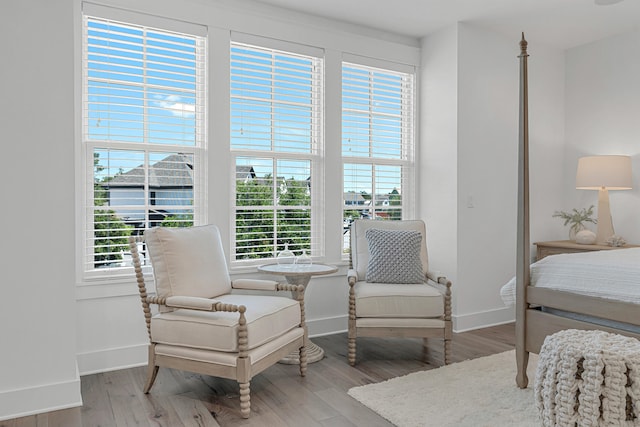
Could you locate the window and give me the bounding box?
[342,61,415,253]
[82,7,206,276]
[230,40,323,263]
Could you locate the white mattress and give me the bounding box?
[500,247,640,307]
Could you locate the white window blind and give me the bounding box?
[230,41,323,263]
[82,12,206,276]
[342,61,415,253]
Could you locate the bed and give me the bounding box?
[513,35,640,388]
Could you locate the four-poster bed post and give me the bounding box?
[515,33,530,389]
[512,34,640,390]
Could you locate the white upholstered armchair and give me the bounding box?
[129,225,307,418]
[347,219,452,366]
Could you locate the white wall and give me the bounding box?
[564,30,640,242]
[420,25,459,316]
[527,38,569,246]
[0,0,82,420]
[456,24,520,330]
[421,24,566,331]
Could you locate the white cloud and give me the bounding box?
[154,95,196,118]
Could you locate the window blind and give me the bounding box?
[230,42,323,263]
[342,62,414,160]
[342,61,415,253]
[82,13,206,276]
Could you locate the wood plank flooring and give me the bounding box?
[2,323,515,427]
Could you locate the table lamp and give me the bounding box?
[576,155,632,245]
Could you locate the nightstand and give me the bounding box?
[534,240,640,261]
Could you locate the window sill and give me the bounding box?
[76,273,155,301]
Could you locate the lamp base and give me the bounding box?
[595,187,615,245]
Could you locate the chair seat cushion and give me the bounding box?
[151,294,301,352]
[354,281,444,318]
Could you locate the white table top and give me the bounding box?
[257,263,338,277]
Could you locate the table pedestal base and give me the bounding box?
[256,264,337,366]
[279,339,324,364]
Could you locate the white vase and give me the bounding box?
[276,243,295,264]
[296,249,312,266]
[575,229,596,245]
[568,224,586,242]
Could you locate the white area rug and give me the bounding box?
[348,350,540,427]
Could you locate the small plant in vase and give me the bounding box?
[552,205,597,242]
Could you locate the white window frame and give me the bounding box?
[229,35,324,266]
[341,56,416,257]
[80,4,207,280]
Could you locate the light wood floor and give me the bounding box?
[2,323,515,427]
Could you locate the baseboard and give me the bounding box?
[453,306,515,332]
[77,343,149,376]
[0,368,82,422]
[307,314,348,338]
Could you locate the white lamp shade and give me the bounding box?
[576,155,632,190]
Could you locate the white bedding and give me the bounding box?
[500,247,640,307]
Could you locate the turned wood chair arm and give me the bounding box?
[426,271,452,292]
[425,271,452,322]
[231,279,305,296]
[147,295,243,313]
[347,269,358,287]
[426,270,447,284]
[165,296,219,310]
[276,284,307,331]
[231,279,305,294]
[231,279,279,291]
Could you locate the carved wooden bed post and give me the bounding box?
[515,33,531,389]
[511,35,640,393]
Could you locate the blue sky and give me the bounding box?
[87,18,406,199]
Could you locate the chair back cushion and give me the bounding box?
[145,225,232,301]
[351,219,429,281]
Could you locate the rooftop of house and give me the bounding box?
[103,154,194,188]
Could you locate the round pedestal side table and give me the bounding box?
[257,263,338,364]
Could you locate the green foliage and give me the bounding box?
[161,213,194,227]
[387,188,402,221]
[552,205,597,235]
[235,176,275,259]
[93,208,132,267]
[343,209,361,222]
[277,177,311,253]
[235,175,310,259]
[93,153,132,267]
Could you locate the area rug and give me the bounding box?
[348,350,540,427]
